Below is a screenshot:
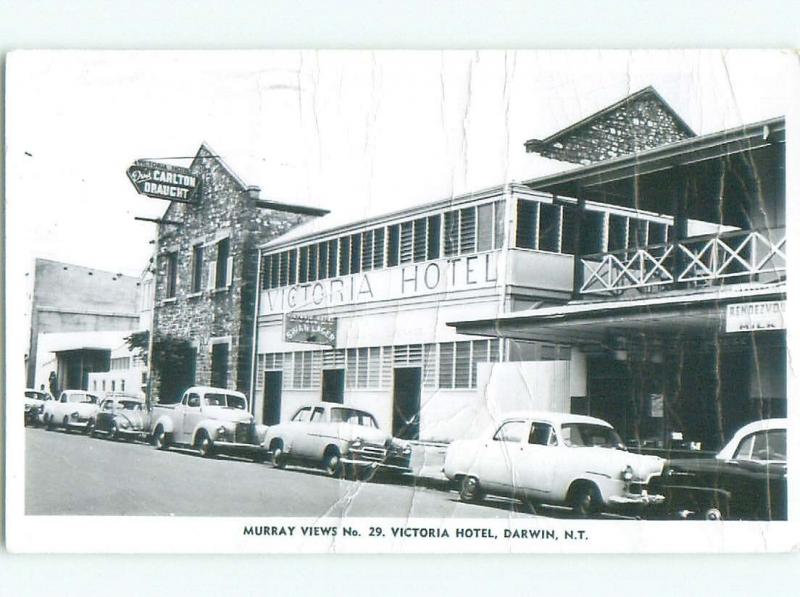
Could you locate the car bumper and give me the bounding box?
[214,440,264,453]
[340,457,412,474]
[607,492,665,507]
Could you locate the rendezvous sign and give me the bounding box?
[725,300,786,333]
[284,313,337,347]
[126,160,199,203]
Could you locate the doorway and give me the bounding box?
[263,371,283,425]
[321,369,345,404]
[392,367,421,440]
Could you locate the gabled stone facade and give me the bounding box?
[151,145,326,402]
[525,86,695,165]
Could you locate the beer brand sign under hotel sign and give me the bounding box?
[284,314,337,346]
[126,160,199,203]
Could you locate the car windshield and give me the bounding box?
[118,400,143,411]
[204,393,247,410]
[25,391,47,401]
[68,393,97,404]
[561,423,626,450]
[330,408,378,428]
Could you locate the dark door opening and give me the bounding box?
[210,342,229,388]
[263,371,283,425]
[392,367,421,440]
[321,369,345,404]
[159,345,196,404]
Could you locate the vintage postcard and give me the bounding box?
[5,49,797,553]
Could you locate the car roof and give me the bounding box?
[496,411,614,428]
[716,418,787,460]
[186,386,247,397]
[294,402,374,412]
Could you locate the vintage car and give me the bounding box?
[443,411,665,516]
[149,386,267,461]
[651,418,787,520]
[43,390,101,432]
[92,394,148,441]
[262,402,412,478]
[24,389,52,426]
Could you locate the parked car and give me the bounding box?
[443,411,665,517]
[149,386,267,461]
[651,418,787,520]
[92,394,148,441]
[262,402,412,478]
[24,389,52,426]
[43,390,101,432]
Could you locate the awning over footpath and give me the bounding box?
[448,282,786,345]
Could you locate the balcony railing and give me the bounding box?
[579,228,786,296]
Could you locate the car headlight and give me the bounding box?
[71,412,80,419]
[402,444,412,455]
[119,420,130,429]
[622,465,634,482]
[351,438,363,449]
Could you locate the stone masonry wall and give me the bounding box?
[537,97,693,165]
[151,146,310,401]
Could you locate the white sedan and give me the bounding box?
[443,411,665,516]
[43,390,101,433]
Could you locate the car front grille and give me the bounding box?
[235,422,254,444]
[353,444,388,462]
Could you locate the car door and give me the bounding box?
[515,421,558,499]
[476,419,527,493]
[96,399,113,433]
[181,392,203,443]
[299,406,328,460]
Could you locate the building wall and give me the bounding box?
[26,259,140,386]
[151,146,313,401]
[535,96,693,165]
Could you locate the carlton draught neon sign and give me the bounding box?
[126,160,199,203]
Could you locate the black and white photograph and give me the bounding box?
[5,49,797,553]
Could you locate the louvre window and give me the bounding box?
[361,229,374,271]
[299,245,309,282]
[318,242,329,279]
[350,234,361,274]
[308,244,319,281]
[413,217,427,262]
[400,221,414,263]
[516,200,537,249]
[215,238,231,288]
[387,224,400,267]
[444,210,459,256]
[581,210,606,255]
[608,214,628,252]
[279,251,289,286]
[427,215,441,259]
[339,236,351,276]
[438,343,454,388]
[494,201,505,249]
[477,203,493,251]
[373,228,385,268]
[454,341,471,388]
[538,203,561,253]
[459,207,476,254]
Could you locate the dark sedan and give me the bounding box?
[92,394,149,441]
[650,419,786,521]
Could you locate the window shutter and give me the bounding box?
[225,257,233,287]
[207,262,217,290]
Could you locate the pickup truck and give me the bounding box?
[149,386,268,461]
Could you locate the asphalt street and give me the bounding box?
[25,427,546,518]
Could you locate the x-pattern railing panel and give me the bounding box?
[580,229,785,295]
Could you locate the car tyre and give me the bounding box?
[62,416,70,432]
[85,418,95,435]
[109,422,118,441]
[270,442,287,469]
[152,426,169,450]
[196,431,215,458]
[459,476,484,503]
[252,450,268,464]
[45,414,54,431]
[323,449,343,478]
[570,483,601,518]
